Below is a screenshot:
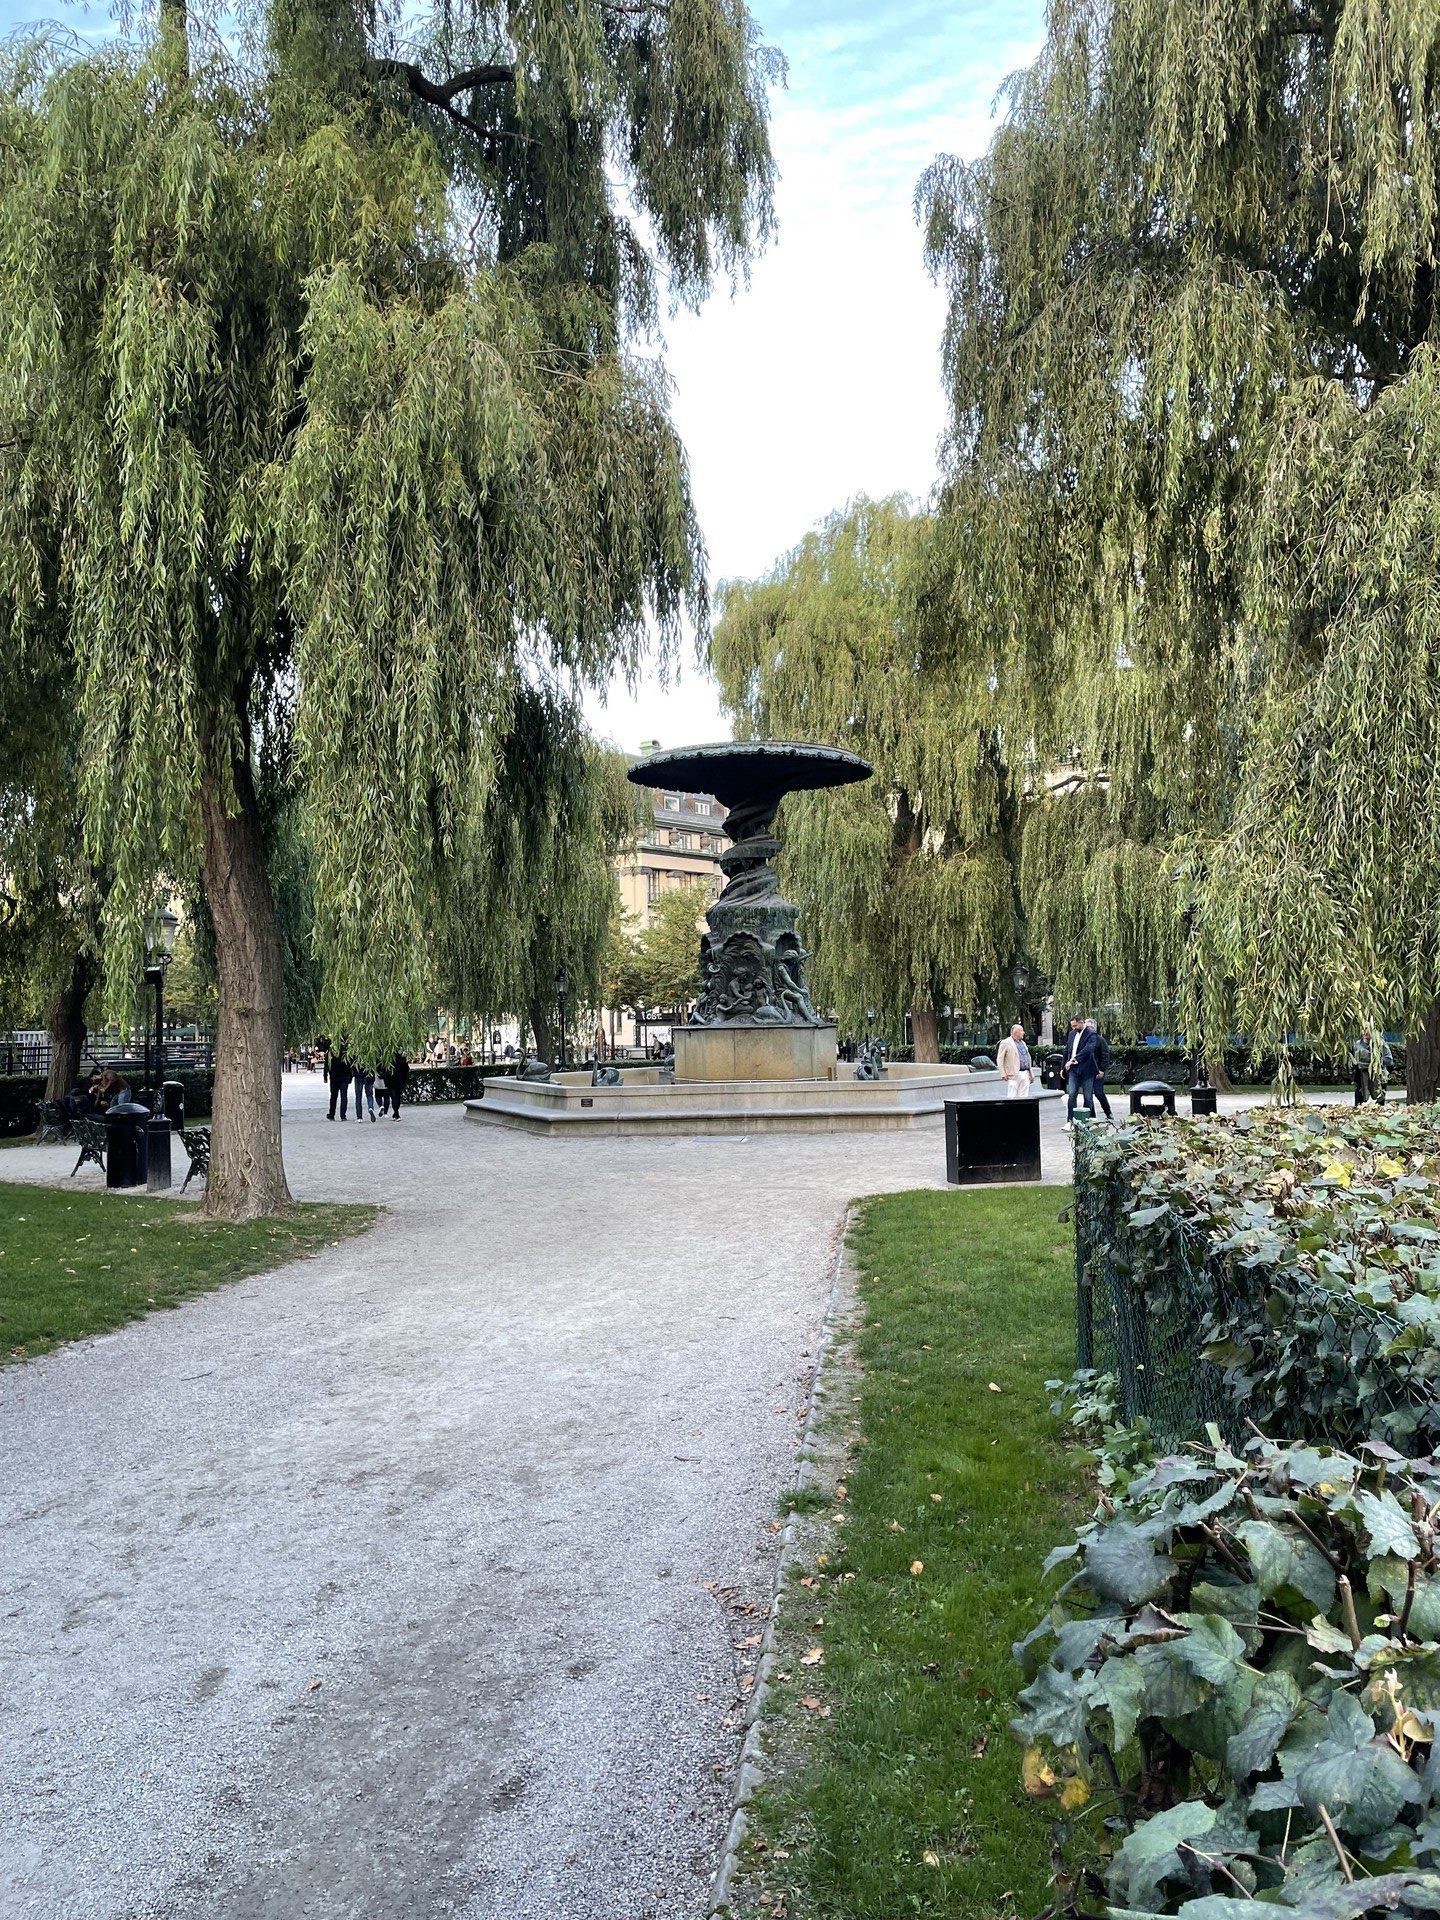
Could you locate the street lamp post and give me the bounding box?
[143,906,178,1109]
[554,964,568,1072]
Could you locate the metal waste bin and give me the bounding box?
[161,1080,186,1129]
[104,1103,150,1188]
[945,1097,1043,1185]
[1129,1079,1177,1118]
[147,1115,173,1191]
[1189,1084,1218,1118]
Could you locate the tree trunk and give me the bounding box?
[1408,996,1440,1104]
[45,948,95,1100]
[1201,1055,1234,1093]
[199,720,292,1220]
[911,999,940,1064]
[527,998,555,1065]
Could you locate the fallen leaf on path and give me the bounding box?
[800,1648,824,1667]
[799,1696,830,1716]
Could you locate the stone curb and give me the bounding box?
[707,1204,859,1916]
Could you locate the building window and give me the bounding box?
[694,798,711,815]
[674,832,691,850]
[663,794,681,812]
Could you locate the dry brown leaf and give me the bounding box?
[800,1648,824,1666]
[909,1560,925,1576]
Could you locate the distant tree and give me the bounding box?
[711,498,1016,1060]
[921,0,1440,1096]
[636,886,708,1014]
[0,0,776,1213]
[439,686,641,1065]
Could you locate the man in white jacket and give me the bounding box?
[997,1024,1033,1098]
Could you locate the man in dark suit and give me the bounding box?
[1064,1015,1098,1126]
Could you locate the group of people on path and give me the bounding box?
[321,1040,411,1122]
[996,1015,1117,1126]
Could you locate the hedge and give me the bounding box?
[1076,1108,1440,1456]
[0,1074,46,1137]
[0,1067,214,1136]
[1016,1433,1440,1919]
[402,1063,517,1104]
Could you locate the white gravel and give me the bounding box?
[0,1073,1035,1920]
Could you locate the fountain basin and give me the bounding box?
[673,1022,838,1082]
[464,1060,1007,1137]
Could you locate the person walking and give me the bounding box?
[1085,1018,1115,1123]
[997,1024,1033,1098]
[1064,1016,1097,1127]
[354,1060,376,1122]
[327,1038,350,1120]
[388,1049,410,1120]
[375,1060,390,1117]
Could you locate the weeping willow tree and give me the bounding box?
[920,0,1440,1094]
[711,498,1016,1059]
[437,684,640,1061]
[0,0,776,1213]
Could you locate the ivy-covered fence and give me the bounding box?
[1074,1111,1440,1455]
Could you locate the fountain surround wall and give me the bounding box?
[627,742,872,1082]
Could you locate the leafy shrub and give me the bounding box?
[0,1074,46,1137]
[1079,1108,1440,1453]
[403,1063,515,1104]
[1017,1435,1440,1918]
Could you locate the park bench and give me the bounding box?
[34,1099,72,1144]
[178,1125,211,1192]
[70,1116,106,1177]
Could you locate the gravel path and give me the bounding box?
[1,1076,1064,1920]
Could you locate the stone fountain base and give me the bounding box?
[672,1021,838,1083]
[463,1060,1007,1137]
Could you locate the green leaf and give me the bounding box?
[1111,1798,1218,1908]
[1096,1653,1147,1751]
[1227,1668,1302,1779]
[1085,1519,1177,1606]
[1174,1613,1247,1685]
[1237,1518,1337,1612]
[1354,1490,1422,1561]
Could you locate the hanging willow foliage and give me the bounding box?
[0,0,776,1213]
[920,0,1440,1093]
[435,681,642,1058]
[711,497,1016,1054]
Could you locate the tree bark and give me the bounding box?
[911,999,941,1064]
[527,998,556,1066]
[45,948,94,1100]
[1408,996,1440,1103]
[199,718,292,1220]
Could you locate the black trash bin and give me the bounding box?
[104,1102,150,1188]
[1189,1084,1218,1118]
[147,1115,173,1191]
[1129,1079,1177,1118]
[161,1080,186,1129]
[945,1097,1042,1185]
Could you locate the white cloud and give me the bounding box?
[584,2,1045,756]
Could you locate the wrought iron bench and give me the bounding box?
[35,1099,72,1144]
[70,1116,106,1177]
[178,1125,211,1192]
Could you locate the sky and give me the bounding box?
[584,0,1046,755]
[0,0,1047,751]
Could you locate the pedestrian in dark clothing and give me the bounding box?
[327,1043,350,1120]
[354,1061,376,1122]
[1065,1020,1100,1125]
[1086,1018,1115,1123]
[388,1051,410,1120]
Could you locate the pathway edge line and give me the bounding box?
[707,1201,860,1916]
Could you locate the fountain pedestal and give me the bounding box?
[673,1022,838,1082]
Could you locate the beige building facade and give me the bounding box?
[618,748,727,926]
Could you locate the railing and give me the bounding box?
[1,1030,216,1078]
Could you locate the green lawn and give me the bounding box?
[0,1184,378,1362]
[733,1184,1086,1920]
